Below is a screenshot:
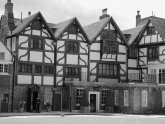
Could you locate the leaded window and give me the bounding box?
[146,27,155,35]
[35,65,42,74]
[30,38,43,50]
[102,40,118,54]
[44,65,54,74]
[66,41,79,54]
[76,88,84,105]
[19,63,32,73]
[101,29,117,40]
[98,63,118,78]
[0,52,5,60]
[141,90,148,107]
[148,47,158,60]
[65,67,80,78]
[101,89,109,105]
[0,64,8,74]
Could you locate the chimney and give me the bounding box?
[136,10,141,27]
[4,0,15,31]
[99,8,110,20]
[28,11,31,16]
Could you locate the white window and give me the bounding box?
[162,91,165,107]
[114,90,119,106]
[0,64,9,74]
[101,89,109,105]
[124,90,129,106]
[0,52,5,60]
[141,90,148,107]
[76,88,84,106]
[159,69,165,84]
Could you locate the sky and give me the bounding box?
[0,0,165,30]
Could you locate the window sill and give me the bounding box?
[0,73,10,75]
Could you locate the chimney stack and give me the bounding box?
[136,10,141,27]
[99,8,110,20]
[3,0,15,31]
[28,11,31,16]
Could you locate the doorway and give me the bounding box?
[32,91,38,111]
[89,91,100,112]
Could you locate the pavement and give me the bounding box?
[0,111,165,117]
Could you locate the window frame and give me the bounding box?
[0,64,9,74]
[0,52,5,60]
[114,90,119,106]
[146,26,156,35]
[141,90,148,107]
[44,65,54,75]
[34,64,42,74]
[18,63,32,73]
[148,46,159,61]
[65,41,79,54]
[98,62,118,78]
[101,89,109,105]
[124,90,129,107]
[30,37,43,50]
[65,67,80,78]
[102,40,119,54]
[76,88,84,106]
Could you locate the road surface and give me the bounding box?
[0,114,165,124]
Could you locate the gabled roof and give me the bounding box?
[51,17,89,42]
[83,17,128,46]
[123,24,146,45]
[123,17,165,46]
[9,12,56,41]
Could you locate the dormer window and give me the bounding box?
[102,40,118,54]
[148,46,158,61]
[32,19,42,30]
[146,26,155,35]
[68,25,77,34]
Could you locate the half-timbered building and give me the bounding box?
[123,11,165,114]
[0,0,56,112]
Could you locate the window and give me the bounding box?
[129,47,138,58]
[146,27,155,35]
[98,63,118,78]
[124,90,129,106]
[0,64,8,74]
[32,20,42,30]
[162,91,165,107]
[68,25,77,34]
[101,29,117,40]
[159,69,165,84]
[114,90,119,106]
[44,65,54,74]
[19,63,32,73]
[76,88,84,105]
[66,42,79,54]
[148,47,158,60]
[30,38,43,50]
[101,89,109,105]
[141,90,148,107]
[35,65,42,74]
[0,53,5,60]
[102,40,118,54]
[65,67,80,78]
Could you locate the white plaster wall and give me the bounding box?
[56,77,63,86]
[19,36,29,47]
[6,39,10,50]
[110,23,115,30]
[57,66,63,75]
[0,42,12,62]
[81,68,87,81]
[12,37,16,51]
[90,52,100,60]
[69,34,76,40]
[128,69,139,73]
[119,45,126,53]
[18,49,28,61]
[159,56,165,62]
[77,33,85,41]
[128,59,137,67]
[45,39,54,51]
[102,54,116,61]
[57,41,65,52]
[96,36,100,41]
[151,34,157,43]
[159,46,165,54]
[24,30,31,35]
[30,51,43,62]
[91,43,100,51]
[158,34,163,42]
[139,48,147,56]
[117,37,121,43]
[145,36,150,44]
[34,76,42,85]
[32,30,40,36]
[139,57,147,65]
[66,55,78,64]
[80,43,88,53]
[57,53,65,64]
[104,24,108,29]
[139,37,145,44]
[90,62,97,73]
[120,64,127,74]
[117,54,126,62]
[45,52,54,63]
[17,75,32,84]
[42,29,50,37]
[90,76,96,82]
[43,76,54,85]
[79,55,88,65]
